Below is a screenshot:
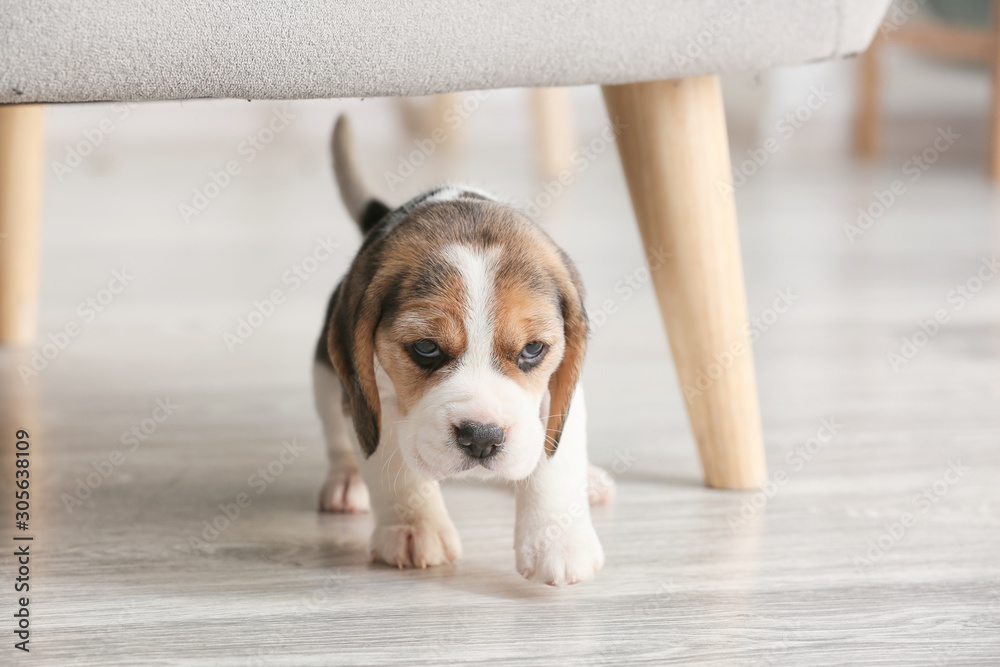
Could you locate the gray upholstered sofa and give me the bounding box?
[0,0,892,489]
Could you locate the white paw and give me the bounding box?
[587,464,616,506]
[516,521,604,587]
[318,469,370,513]
[370,520,462,569]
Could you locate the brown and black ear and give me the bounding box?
[546,251,589,456]
[327,276,383,457]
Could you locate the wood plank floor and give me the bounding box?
[1,95,999,665]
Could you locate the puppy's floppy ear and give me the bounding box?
[545,251,589,456]
[327,279,383,457]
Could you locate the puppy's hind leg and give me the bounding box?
[314,361,370,513]
[587,463,616,506]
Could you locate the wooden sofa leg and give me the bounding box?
[602,77,766,490]
[0,105,44,345]
[530,88,576,180]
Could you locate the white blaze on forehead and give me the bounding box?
[440,244,500,372]
[421,185,497,206]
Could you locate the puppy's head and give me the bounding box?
[328,193,586,481]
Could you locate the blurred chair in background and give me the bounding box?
[855,0,1000,179]
[398,89,577,181]
[396,93,466,154]
[529,88,577,180]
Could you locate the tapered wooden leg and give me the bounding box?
[0,105,44,345]
[529,88,576,180]
[855,36,882,160]
[603,77,766,490]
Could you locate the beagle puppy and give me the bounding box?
[313,116,612,586]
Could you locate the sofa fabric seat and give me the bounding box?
[1,0,891,104]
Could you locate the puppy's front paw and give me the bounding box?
[516,521,604,587]
[370,520,462,569]
[318,469,370,513]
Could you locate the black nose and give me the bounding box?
[454,422,505,459]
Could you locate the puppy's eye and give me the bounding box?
[412,339,440,357]
[517,342,548,371]
[407,339,449,371]
[521,342,546,359]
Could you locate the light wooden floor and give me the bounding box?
[2,94,1000,666]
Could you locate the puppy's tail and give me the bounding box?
[332,115,390,234]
